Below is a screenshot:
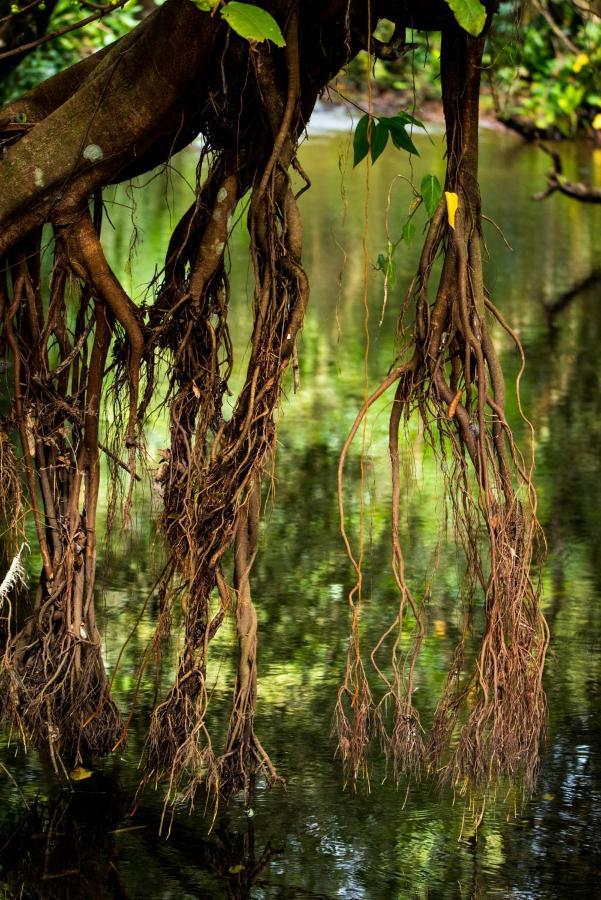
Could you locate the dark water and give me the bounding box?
[1,118,601,898]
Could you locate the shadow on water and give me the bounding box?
[1,127,601,897]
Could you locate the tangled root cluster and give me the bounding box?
[335,24,548,795]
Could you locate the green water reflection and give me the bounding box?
[1,121,601,898]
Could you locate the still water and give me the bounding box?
[1,115,601,898]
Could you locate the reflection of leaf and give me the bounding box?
[443,0,487,36]
[445,191,459,229]
[221,2,286,46]
[70,766,93,781]
[433,619,446,637]
[420,174,442,218]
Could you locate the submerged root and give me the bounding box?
[1,626,120,767]
[142,667,218,820]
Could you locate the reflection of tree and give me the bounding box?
[0,780,279,900]
[532,285,601,612]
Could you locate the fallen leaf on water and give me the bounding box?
[41,869,80,880]
[110,825,147,835]
[69,766,93,781]
[434,619,446,637]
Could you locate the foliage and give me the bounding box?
[194,0,285,45]
[489,1,601,136]
[220,1,285,45]
[0,0,140,103]
[1,0,285,105]
[444,0,487,37]
[343,2,600,138]
[352,111,423,166]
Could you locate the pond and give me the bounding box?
[1,113,601,898]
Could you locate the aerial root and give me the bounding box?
[137,9,306,810]
[335,21,548,795]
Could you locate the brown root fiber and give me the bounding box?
[336,15,548,794]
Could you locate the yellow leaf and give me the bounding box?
[572,53,589,73]
[69,766,93,781]
[593,112,601,131]
[447,389,462,420]
[228,864,245,874]
[445,191,459,229]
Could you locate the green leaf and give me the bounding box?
[401,222,416,244]
[371,120,389,163]
[221,2,286,46]
[376,245,397,286]
[353,114,370,167]
[420,174,443,218]
[394,111,425,129]
[385,116,420,156]
[443,0,487,37]
[192,0,218,10]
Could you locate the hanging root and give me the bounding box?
[0,211,123,768]
[336,16,548,794]
[218,477,280,802]
[139,8,308,810]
